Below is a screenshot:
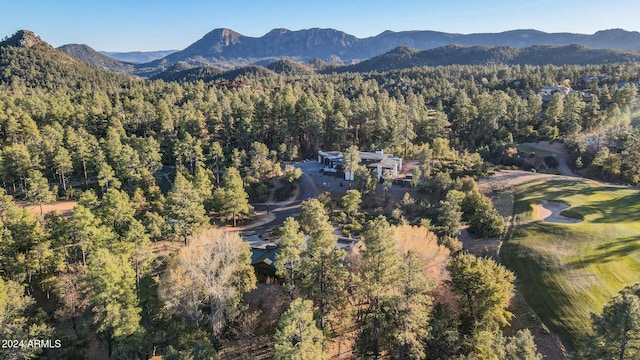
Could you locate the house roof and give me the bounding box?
[320,150,400,161]
[336,237,358,251]
[368,156,401,167]
[318,151,343,159]
[251,247,277,266]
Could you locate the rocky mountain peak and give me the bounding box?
[264,28,291,37]
[212,28,242,42]
[1,29,48,48]
[190,28,244,51]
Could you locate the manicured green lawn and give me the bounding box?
[514,143,556,158]
[501,179,640,352]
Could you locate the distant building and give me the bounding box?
[527,84,593,103]
[540,85,571,97]
[317,150,402,180]
[582,75,610,83]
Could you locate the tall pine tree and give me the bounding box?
[166,172,208,245]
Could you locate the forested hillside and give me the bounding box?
[0,29,639,359]
[59,44,136,74]
[335,44,640,73]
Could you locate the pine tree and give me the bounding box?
[67,205,117,266]
[122,219,153,289]
[166,172,208,245]
[0,278,53,359]
[97,162,121,193]
[273,298,326,360]
[391,251,434,359]
[25,169,56,216]
[192,165,213,210]
[98,188,136,233]
[66,127,96,185]
[275,217,305,297]
[355,216,402,359]
[84,248,143,358]
[0,143,34,192]
[341,189,361,219]
[53,146,73,191]
[298,199,331,236]
[589,284,640,360]
[343,145,360,181]
[249,141,276,180]
[447,253,515,335]
[354,166,377,195]
[461,190,505,238]
[425,303,462,359]
[209,141,224,183]
[382,169,394,198]
[134,137,162,174]
[437,190,465,241]
[213,167,250,226]
[299,199,347,332]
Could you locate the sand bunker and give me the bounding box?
[533,201,582,224]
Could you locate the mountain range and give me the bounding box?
[6,27,640,81]
[100,50,178,64]
[70,27,640,75]
[124,27,640,73]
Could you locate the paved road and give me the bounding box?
[248,164,319,233]
[155,162,319,233]
[298,171,319,200]
[156,165,175,194]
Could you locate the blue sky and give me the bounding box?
[3,0,640,52]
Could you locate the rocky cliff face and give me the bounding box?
[165,27,360,61]
[1,30,48,49]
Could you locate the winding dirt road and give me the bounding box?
[479,141,581,194]
[522,141,576,176]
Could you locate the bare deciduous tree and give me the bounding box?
[160,229,256,336]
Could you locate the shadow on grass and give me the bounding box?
[568,193,640,224]
[569,235,640,269]
[517,180,585,199]
[516,181,640,224]
[501,239,578,352]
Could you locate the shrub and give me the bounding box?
[544,155,559,168]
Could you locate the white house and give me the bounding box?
[318,150,402,181]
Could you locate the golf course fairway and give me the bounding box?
[501,179,640,352]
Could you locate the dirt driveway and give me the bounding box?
[477,170,578,195]
[23,201,77,217]
[522,141,576,176]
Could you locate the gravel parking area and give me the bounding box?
[295,160,413,197]
[295,160,352,194]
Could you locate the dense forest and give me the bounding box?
[1,31,639,359]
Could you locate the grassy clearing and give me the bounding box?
[501,179,640,352]
[515,143,555,158]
